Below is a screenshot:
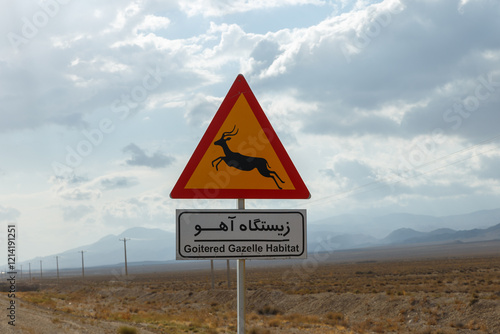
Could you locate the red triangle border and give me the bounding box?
[170,74,310,199]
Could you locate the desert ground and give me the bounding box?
[1,240,499,333]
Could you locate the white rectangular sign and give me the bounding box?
[176,209,307,260]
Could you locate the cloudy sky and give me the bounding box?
[1,0,500,261]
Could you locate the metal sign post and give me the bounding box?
[227,260,231,288]
[171,75,310,334]
[237,258,245,333]
[211,260,215,289]
[176,206,306,333]
[237,198,245,333]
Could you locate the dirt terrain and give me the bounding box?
[0,294,158,334]
[1,241,499,333]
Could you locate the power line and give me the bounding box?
[301,134,500,207]
[407,132,500,171]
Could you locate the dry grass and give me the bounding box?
[11,255,500,333]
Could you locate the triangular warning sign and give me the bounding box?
[170,74,310,199]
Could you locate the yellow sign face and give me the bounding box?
[185,95,295,190]
[170,74,310,199]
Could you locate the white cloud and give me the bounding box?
[2,0,500,261]
[99,175,140,190]
[0,205,21,222]
[179,0,327,17]
[105,1,143,32]
[101,192,172,229]
[135,14,171,32]
[123,143,175,168]
[184,93,223,126]
[58,187,102,201]
[61,204,95,221]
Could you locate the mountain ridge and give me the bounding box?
[10,208,500,270]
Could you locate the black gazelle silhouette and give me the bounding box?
[211,126,285,189]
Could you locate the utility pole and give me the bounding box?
[40,260,43,279]
[55,256,60,282]
[28,262,31,282]
[79,251,86,278]
[119,238,130,276]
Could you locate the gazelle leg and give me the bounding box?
[271,175,283,190]
[271,171,285,184]
[212,157,223,170]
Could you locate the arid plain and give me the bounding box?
[2,240,500,333]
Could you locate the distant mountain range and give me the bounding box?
[12,227,176,272]
[382,223,500,245]
[308,208,500,252]
[9,208,500,271]
[310,208,500,238]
